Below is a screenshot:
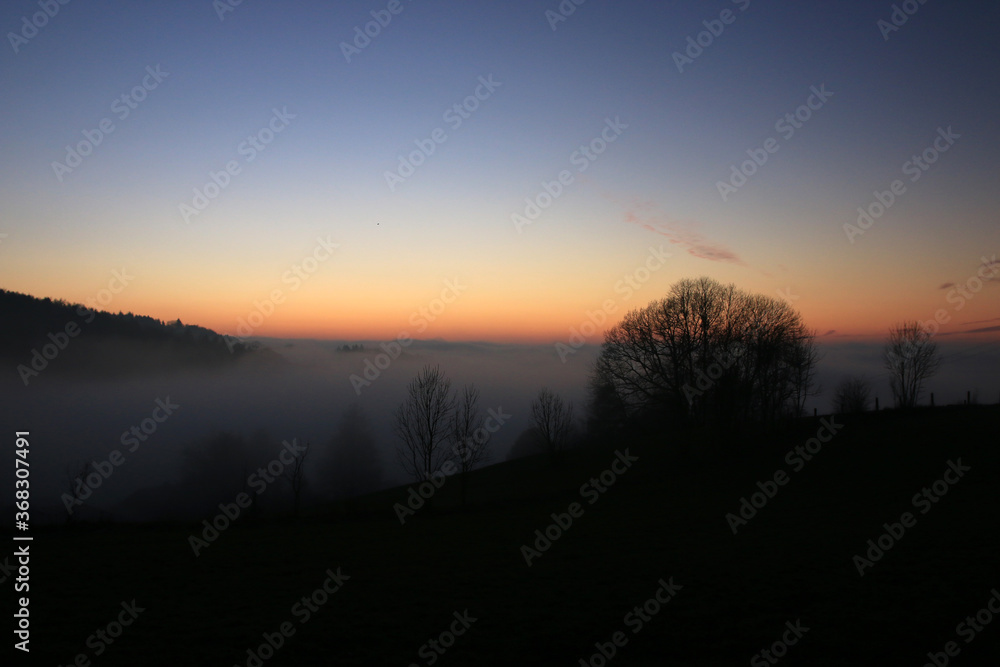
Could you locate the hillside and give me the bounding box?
[14,406,1000,665]
[0,288,271,383]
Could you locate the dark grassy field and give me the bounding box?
[11,406,1000,665]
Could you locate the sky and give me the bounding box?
[1,0,998,345]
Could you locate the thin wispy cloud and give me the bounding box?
[578,178,744,266]
[617,197,744,265]
[981,255,1000,282]
[939,324,1000,336]
[938,255,998,292]
[961,316,1000,326]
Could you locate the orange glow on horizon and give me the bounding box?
[6,275,997,346]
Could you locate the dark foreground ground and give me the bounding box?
[7,406,1000,665]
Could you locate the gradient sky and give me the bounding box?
[2,0,998,344]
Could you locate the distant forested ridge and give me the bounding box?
[0,288,269,381]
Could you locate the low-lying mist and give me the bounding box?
[2,336,996,524]
[0,339,596,524]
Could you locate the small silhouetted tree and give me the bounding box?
[834,376,872,414]
[325,405,382,500]
[531,388,574,458]
[585,370,629,439]
[883,322,940,409]
[394,365,455,482]
[283,440,309,518]
[507,427,546,461]
[180,432,251,513]
[451,384,490,507]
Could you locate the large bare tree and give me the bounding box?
[883,321,940,409]
[590,277,817,428]
[394,365,456,482]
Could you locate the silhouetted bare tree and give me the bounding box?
[451,384,490,507]
[180,431,251,512]
[585,371,629,439]
[883,321,940,409]
[834,376,872,414]
[592,277,817,428]
[283,440,309,518]
[506,427,546,461]
[324,405,382,500]
[788,337,822,417]
[531,388,574,457]
[394,365,455,482]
